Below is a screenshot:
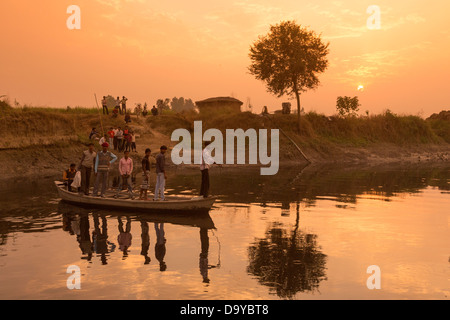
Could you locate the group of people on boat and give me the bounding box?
[63,142,168,201]
[62,138,216,201]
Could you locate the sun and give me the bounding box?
[357,85,364,92]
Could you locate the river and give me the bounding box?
[0,163,449,299]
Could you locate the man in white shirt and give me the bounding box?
[98,134,108,147]
[200,141,216,198]
[116,127,124,152]
[116,96,122,114]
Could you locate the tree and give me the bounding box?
[336,96,360,117]
[156,98,171,114]
[171,97,196,113]
[249,21,329,131]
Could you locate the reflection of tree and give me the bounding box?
[247,204,327,299]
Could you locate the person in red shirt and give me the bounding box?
[107,127,115,147]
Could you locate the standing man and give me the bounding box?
[130,131,137,152]
[115,150,134,199]
[78,143,97,196]
[200,141,216,198]
[102,96,108,115]
[107,127,115,148]
[121,96,128,115]
[116,96,122,114]
[113,126,119,150]
[153,146,167,201]
[115,127,124,152]
[140,148,152,200]
[93,143,118,198]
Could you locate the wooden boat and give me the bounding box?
[54,181,216,213]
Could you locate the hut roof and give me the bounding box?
[195,97,243,106]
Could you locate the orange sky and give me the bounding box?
[1,0,449,116]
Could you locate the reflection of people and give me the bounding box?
[140,221,151,265]
[79,214,93,261]
[199,228,210,283]
[154,223,166,271]
[93,213,109,265]
[118,216,132,259]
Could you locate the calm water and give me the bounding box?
[0,164,449,300]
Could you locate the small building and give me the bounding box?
[195,97,243,114]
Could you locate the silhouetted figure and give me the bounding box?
[262,105,268,115]
[151,105,158,116]
[140,221,151,265]
[118,216,132,259]
[102,96,108,115]
[79,214,93,261]
[154,223,166,271]
[93,213,109,265]
[199,228,210,283]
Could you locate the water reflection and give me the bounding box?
[0,163,448,299]
[59,202,217,279]
[248,204,327,299]
[140,220,151,265]
[154,223,166,271]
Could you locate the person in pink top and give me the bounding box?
[114,150,134,199]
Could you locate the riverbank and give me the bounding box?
[0,101,449,179]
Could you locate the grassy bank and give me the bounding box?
[147,108,449,161]
[1,100,449,171]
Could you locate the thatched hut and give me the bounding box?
[195,97,243,114]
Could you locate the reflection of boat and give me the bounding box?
[58,201,216,229]
[54,181,216,213]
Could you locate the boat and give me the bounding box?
[54,181,217,213]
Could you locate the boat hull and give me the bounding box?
[55,181,216,213]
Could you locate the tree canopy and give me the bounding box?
[336,96,360,117]
[249,21,329,132]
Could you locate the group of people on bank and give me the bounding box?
[89,126,137,153]
[101,96,160,120]
[101,96,128,116]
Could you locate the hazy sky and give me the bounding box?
[1,0,449,116]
